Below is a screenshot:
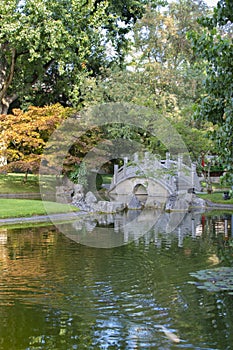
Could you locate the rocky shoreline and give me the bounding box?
[204,199,233,210]
[0,196,232,227]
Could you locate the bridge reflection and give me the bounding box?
[58,209,233,249]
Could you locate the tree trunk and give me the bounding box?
[0,47,17,115]
[0,94,18,114]
[0,100,10,115]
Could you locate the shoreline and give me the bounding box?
[205,199,233,210]
[0,201,232,227]
[0,211,87,226]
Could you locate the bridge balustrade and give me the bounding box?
[110,153,201,194]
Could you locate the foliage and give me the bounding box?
[69,163,87,188]
[0,0,225,177]
[81,0,208,113]
[68,162,103,191]
[198,192,233,204]
[173,120,214,162]
[78,1,213,163]
[0,0,161,113]
[131,0,208,107]
[189,0,233,181]
[133,0,208,66]
[68,165,80,184]
[68,126,103,161]
[189,267,233,295]
[0,104,72,174]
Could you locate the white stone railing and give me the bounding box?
[110,152,201,193]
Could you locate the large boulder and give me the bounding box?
[165,193,191,212]
[190,195,206,208]
[94,201,126,213]
[56,185,74,203]
[165,193,177,211]
[72,184,85,202]
[85,191,97,205]
[165,193,206,211]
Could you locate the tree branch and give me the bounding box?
[0,48,16,101]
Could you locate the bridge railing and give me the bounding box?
[116,165,139,183]
[110,153,201,192]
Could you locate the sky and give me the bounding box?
[204,0,218,7]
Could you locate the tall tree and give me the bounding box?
[0,0,158,114]
[189,0,233,181]
[132,0,209,103]
[82,0,209,109]
[75,1,215,163]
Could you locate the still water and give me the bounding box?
[0,210,233,349]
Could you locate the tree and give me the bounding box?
[0,0,159,114]
[189,0,233,182]
[77,1,212,162]
[132,0,209,103]
[81,0,209,115]
[0,104,72,176]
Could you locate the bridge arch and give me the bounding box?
[133,183,148,196]
[108,153,201,206]
[109,176,173,206]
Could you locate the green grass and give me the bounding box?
[198,192,233,205]
[0,173,40,193]
[0,173,113,194]
[101,174,113,184]
[0,198,79,219]
[201,182,231,191]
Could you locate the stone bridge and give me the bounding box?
[108,152,201,206]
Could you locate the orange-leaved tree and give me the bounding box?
[0,104,74,179]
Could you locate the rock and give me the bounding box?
[56,179,85,204]
[73,184,85,201]
[191,195,206,208]
[165,193,177,211]
[56,185,74,203]
[62,175,75,189]
[165,193,206,211]
[127,195,143,210]
[165,193,192,212]
[94,201,126,213]
[85,191,97,205]
[72,198,93,212]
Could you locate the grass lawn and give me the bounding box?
[101,174,113,184]
[198,192,233,205]
[0,173,113,194]
[0,198,79,219]
[0,173,40,193]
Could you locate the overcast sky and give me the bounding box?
[204,0,218,7]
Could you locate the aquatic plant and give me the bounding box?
[189,267,233,295]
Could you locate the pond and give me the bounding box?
[0,210,233,349]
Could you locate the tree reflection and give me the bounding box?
[0,213,233,348]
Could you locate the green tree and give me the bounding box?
[78,0,212,162]
[0,0,158,114]
[132,0,209,105]
[81,0,209,114]
[189,0,233,182]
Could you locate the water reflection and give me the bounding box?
[0,212,233,349]
[58,209,213,248]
